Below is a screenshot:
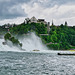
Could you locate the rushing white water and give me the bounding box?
[20,32,49,52]
[0,32,50,52]
[0,32,73,53]
[0,39,21,52]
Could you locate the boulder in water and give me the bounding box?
[2,42,7,45]
[33,49,40,51]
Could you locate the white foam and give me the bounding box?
[0,32,49,52]
[20,32,49,51]
[0,32,74,54]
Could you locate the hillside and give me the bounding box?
[7,22,75,50]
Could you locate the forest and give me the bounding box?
[1,22,75,50]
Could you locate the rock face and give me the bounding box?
[2,42,7,45]
[4,33,22,48]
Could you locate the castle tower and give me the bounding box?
[65,21,68,26]
[52,20,54,26]
[47,22,50,34]
[30,16,37,23]
[25,18,30,24]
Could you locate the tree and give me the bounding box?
[51,35,57,43]
[4,33,22,48]
[4,33,11,40]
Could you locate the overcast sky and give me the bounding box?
[0,0,75,26]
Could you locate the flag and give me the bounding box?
[8,29,9,31]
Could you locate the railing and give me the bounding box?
[40,34,49,36]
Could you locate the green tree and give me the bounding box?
[51,35,57,43]
[4,33,11,40]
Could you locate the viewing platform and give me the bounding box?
[40,34,49,36]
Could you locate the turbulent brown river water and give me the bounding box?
[0,51,75,75]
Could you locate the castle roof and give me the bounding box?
[31,16,37,21]
[38,19,45,22]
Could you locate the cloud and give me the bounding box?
[0,4,27,20]
[0,17,25,25]
[0,0,10,2]
[0,0,75,26]
[0,0,30,20]
[22,2,75,26]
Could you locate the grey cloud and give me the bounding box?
[37,0,75,8]
[0,0,30,20]
[0,0,75,20]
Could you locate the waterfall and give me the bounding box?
[0,32,49,52]
[20,32,48,51]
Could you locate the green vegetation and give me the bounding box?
[10,22,47,35]
[4,33,22,47]
[47,24,75,50]
[0,26,8,35]
[2,22,75,50]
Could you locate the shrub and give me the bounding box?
[4,33,22,47]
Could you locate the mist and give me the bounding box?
[19,32,48,51]
[0,32,49,52]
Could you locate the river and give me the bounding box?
[0,32,75,75]
[0,51,75,75]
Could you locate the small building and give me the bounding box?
[38,19,45,22]
[37,19,47,25]
[30,16,37,23]
[25,16,47,24]
[25,16,50,34]
[25,18,30,24]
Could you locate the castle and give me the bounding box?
[25,16,50,33]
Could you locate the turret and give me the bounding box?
[52,20,54,26]
[47,22,50,34]
[65,21,68,26]
[25,18,30,24]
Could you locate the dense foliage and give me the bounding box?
[4,33,22,47]
[47,25,75,50]
[10,22,47,35]
[4,22,75,50]
[0,26,8,35]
